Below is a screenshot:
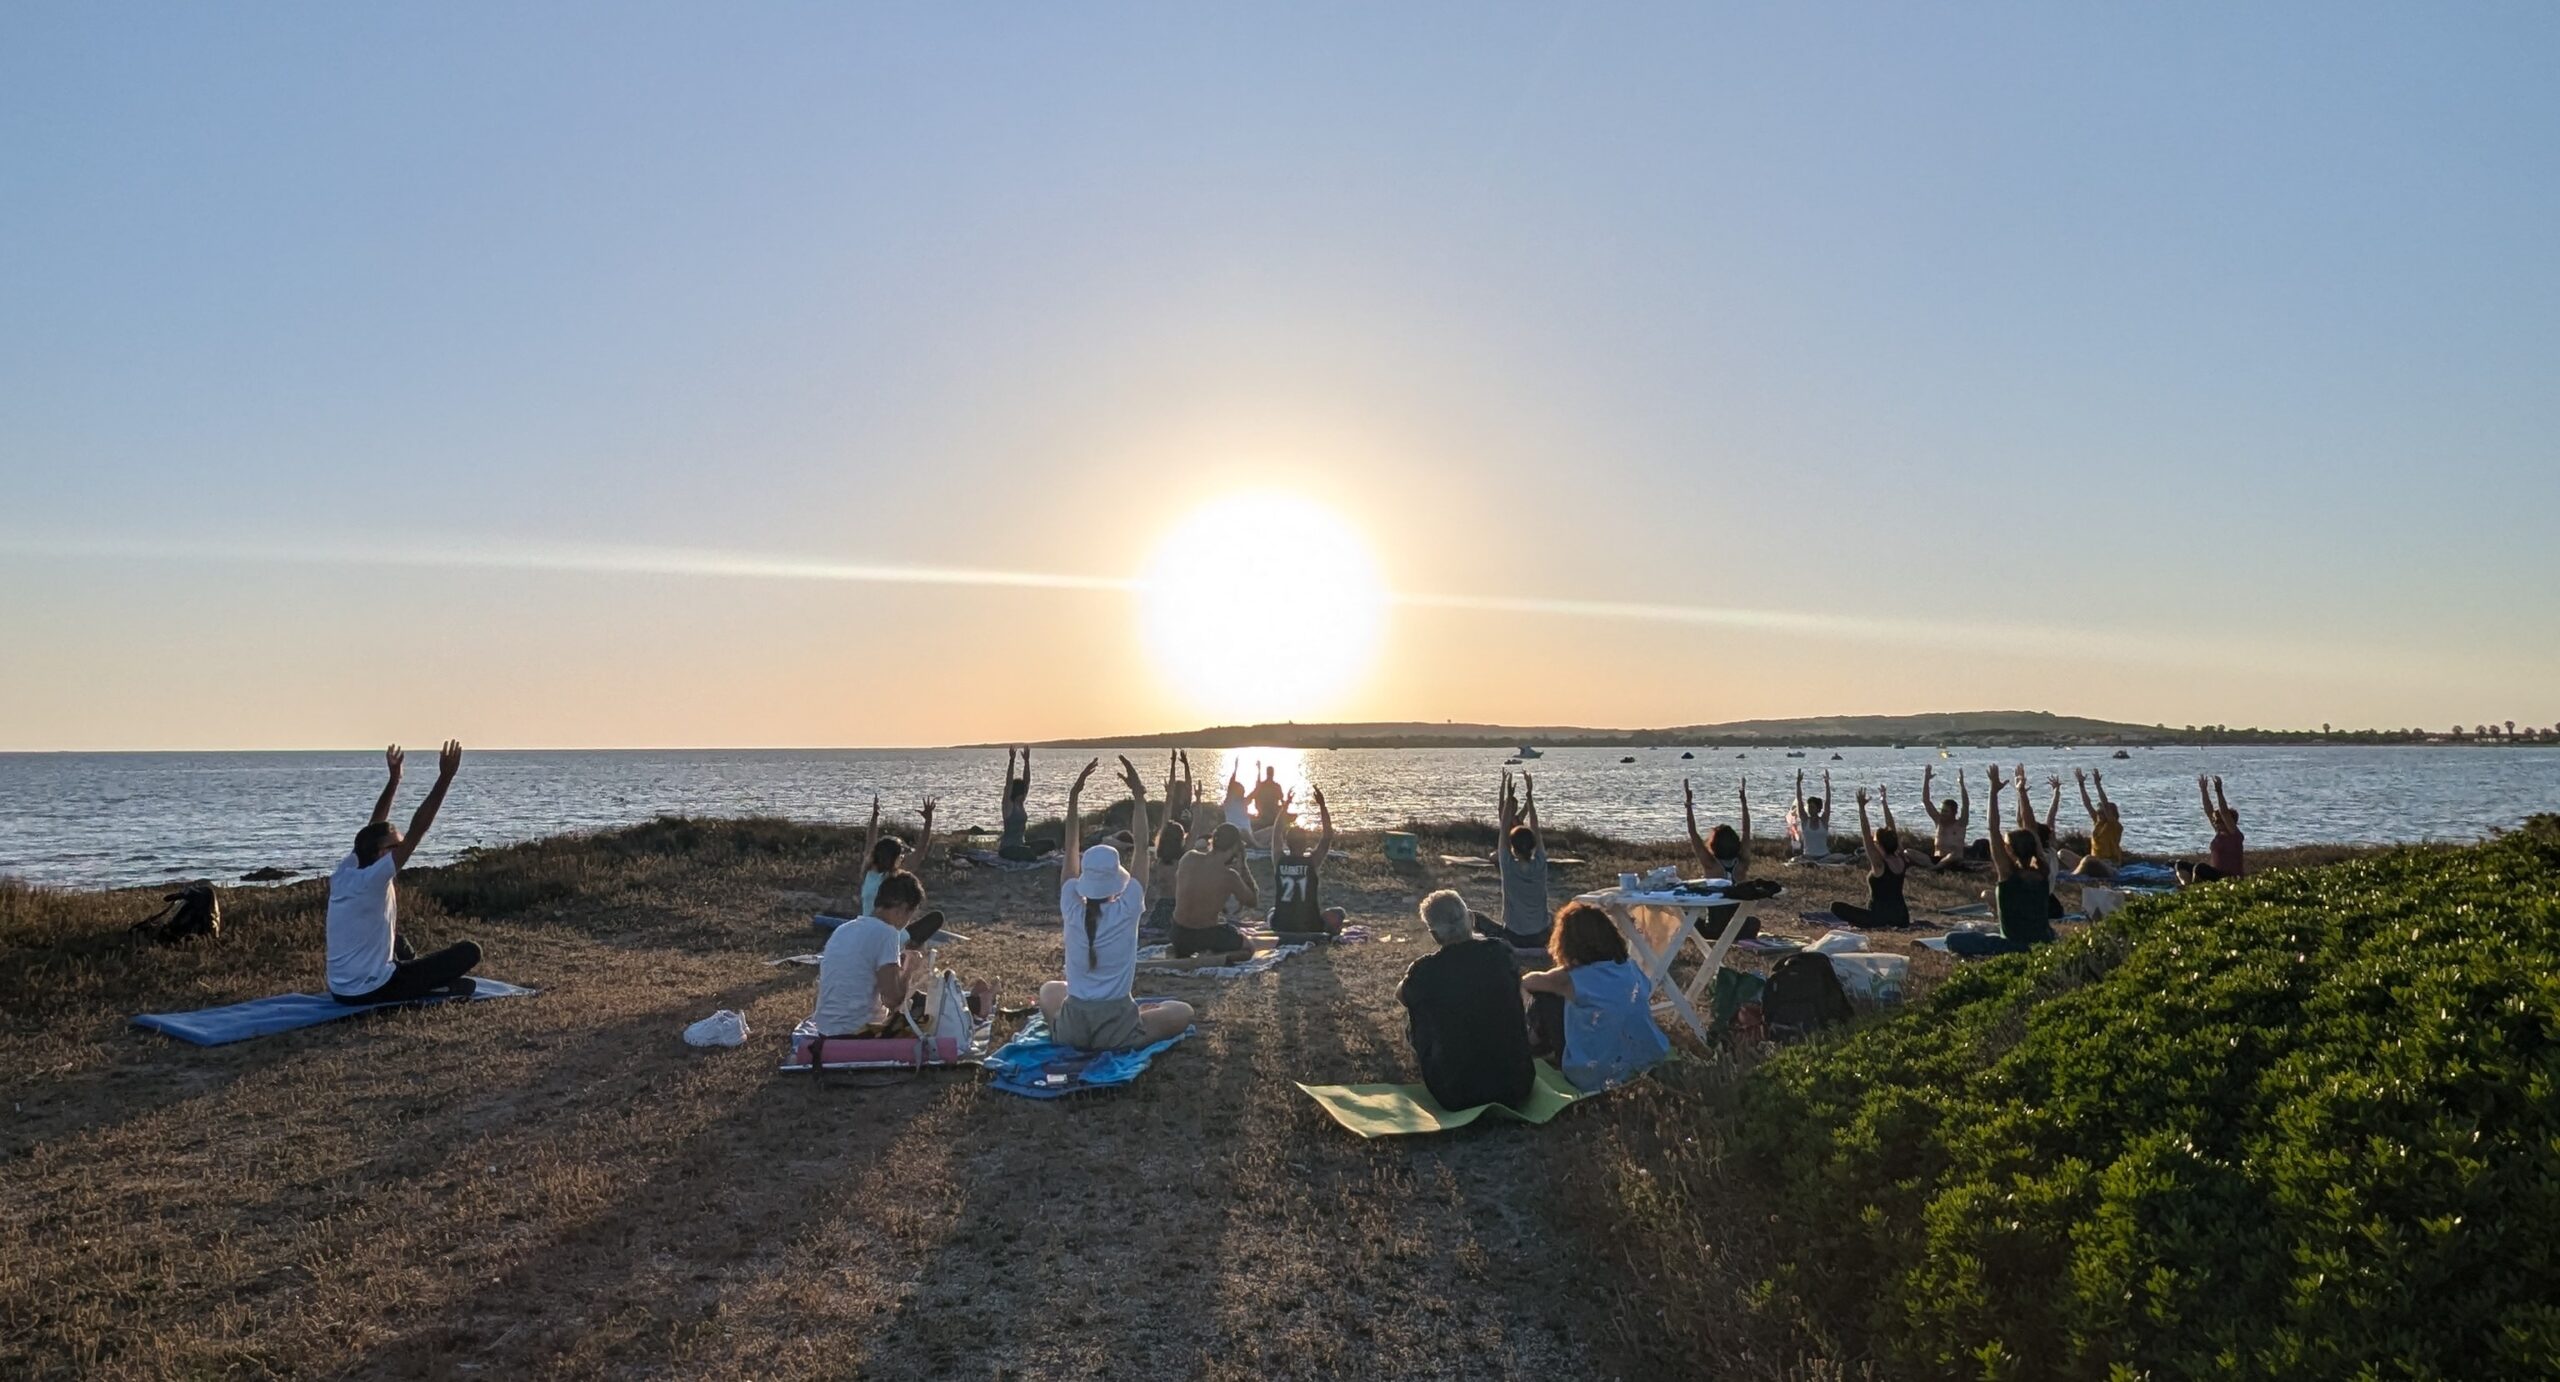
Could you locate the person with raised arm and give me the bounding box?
[1947,765,2056,957]
[997,748,1043,862]
[1683,777,1758,938]
[1161,749,1196,836]
[1921,762,1976,868]
[1040,757,1192,1050]
[1170,816,1261,960]
[2177,775,2246,884]
[857,794,937,916]
[1475,770,1553,946]
[1268,786,1347,940]
[327,742,484,1003]
[1791,768,1838,860]
[2072,767,2125,877]
[1829,787,1913,928]
[1219,764,1254,838]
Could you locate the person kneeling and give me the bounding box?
[1398,890,1535,1111]
[329,742,484,1005]
[1039,758,1195,1050]
[1520,902,1669,1092]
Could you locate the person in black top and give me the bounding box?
[1267,786,1347,940]
[1398,889,1535,1111]
[1829,787,1912,928]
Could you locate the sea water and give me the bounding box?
[0,744,2553,889]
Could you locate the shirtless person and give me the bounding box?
[1169,822,1261,959]
[1920,762,1974,868]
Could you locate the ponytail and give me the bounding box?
[1083,896,1103,968]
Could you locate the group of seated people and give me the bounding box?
[1401,890,1671,1104]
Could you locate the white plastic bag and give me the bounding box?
[1826,952,1910,1003]
[682,1009,750,1048]
[1809,929,1870,955]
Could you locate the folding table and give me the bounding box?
[1574,885,1753,1043]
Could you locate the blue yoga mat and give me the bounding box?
[980,1013,1193,1099]
[132,979,537,1047]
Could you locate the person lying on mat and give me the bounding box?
[1474,770,1553,947]
[2072,768,2124,877]
[1921,763,1977,868]
[1829,788,1913,928]
[1268,786,1347,940]
[1946,765,2057,958]
[1791,769,1840,860]
[1171,822,1261,958]
[1682,777,1756,939]
[1041,757,1193,1050]
[2176,775,2246,885]
[810,870,934,1037]
[1398,890,1535,1111]
[1520,902,1669,1092]
[328,742,483,1004]
[857,795,937,915]
[998,748,1046,862]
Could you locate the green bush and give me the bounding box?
[1734,817,2560,1379]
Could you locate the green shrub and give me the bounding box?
[1733,817,2560,1379]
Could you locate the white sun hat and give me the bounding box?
[1074,844,1131,901]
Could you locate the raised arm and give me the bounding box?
[1683,780,1720,877]
[1958,771,1971,827]
[2076,768,2099,823]
[2197,774,2216,828]
[393,741,461,866]
[371,745,404,825]
[1521,772,1542,847]
[1986,765,2016,879]
[1002,748,1017,808]
[2212,775,2232,820]
[2092,768,2112,811]
[2012,764,2037,831]
[916,796,937,870]
[1061,758,1098,885]
[1737,778,1753,851]
[1794,769,1808,817]
[1311,785,1333,869]
[1856,788,1882,867]
[2045,777,2064,832]
[1117,756,1149,879]
[1880,784,1898,835]
[1823,770,1834,817]
[1921,763,1940,824]
[860,795,881,871]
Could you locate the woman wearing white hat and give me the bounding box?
[1038,755,1195,1051]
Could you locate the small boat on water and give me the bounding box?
[1619,756,1636,763]
[2112,749,2132,759]
[1830,753,1843,761]
[1680,751,1694,759]
[1516,745,1543,759]
[1785,750,1806,759]
[1504,757,1523,765]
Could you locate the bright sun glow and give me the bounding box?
[1139,492,1387,724]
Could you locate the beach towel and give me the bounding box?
[1135,942,1308,978]
[132,979,537,1047]
[2110,860,2179,886]
[981,1013,1194,1099]
[1298,1062,1587,1138]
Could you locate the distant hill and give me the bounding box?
[1009,711,2197,750]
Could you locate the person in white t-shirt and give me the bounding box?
[811,871,932,1037]
[328,741,484,1004]
[1038,756,1193,1052]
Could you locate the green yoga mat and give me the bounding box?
[1298,1061,1586,1138]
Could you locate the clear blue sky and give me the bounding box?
[3,4,2555,747]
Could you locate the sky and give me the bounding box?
[3,3,2555,749]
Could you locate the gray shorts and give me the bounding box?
[1053,994,1150,1052]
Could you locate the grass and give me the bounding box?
[0,814,2400,1379]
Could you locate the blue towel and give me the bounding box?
[132,979,537,1047]
[2111,861,2179,886]
[981,1012,1193,1099]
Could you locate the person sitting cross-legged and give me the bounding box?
[1267,786,1348,941]
[1519,902,1669,1092]
[1473,770,1553,947]
[328,742,485,1005]
[809,870,936,1037]
[1947,765,2059,958]
[1397,889,1535,1111]
[1038,757,1195,1051]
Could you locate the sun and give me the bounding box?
[1138,492,1388,724]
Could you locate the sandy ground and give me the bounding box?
[2,810,2161,1380]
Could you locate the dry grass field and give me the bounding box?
[0,815,2374,1380]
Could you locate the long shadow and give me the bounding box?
[336,1001,965,1378]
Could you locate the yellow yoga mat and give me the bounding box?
[1297,1061,1586,1138]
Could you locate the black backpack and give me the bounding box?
[132,880,221,944]
[1761,952,1853,1040]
